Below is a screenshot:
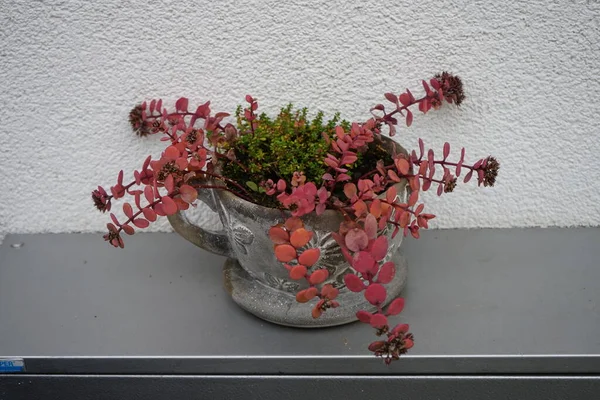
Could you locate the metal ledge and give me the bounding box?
[1,228,599,377]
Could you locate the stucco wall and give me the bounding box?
[1,0,599,235]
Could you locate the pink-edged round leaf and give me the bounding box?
[298,248,320,267]
[268,226,289,244]
[364,283,387,305]
[290,265,307,280]
[356,310,373,323]
[133,218,150,229]
[344,274,366,292]
[179,184,198,203]
[386,298,405,316]
[274,244,297,263]
[371,236,388,261]
[345,228,369,252]
[121,224,135,235]
[161,196,178,215]
[309,269,329,285]
[377,261,396,284]
[290,228,313,248]
[369,313,388,329]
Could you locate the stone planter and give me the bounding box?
[168,138,409,328]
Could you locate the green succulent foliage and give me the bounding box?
[221,103,392,206]
[222,105,340,186]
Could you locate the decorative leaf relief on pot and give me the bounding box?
[263,271,300,293]
[231,225,254,255]
[307,230,351,289]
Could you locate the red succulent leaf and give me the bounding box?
[175,97,189,112]
[386,186,397,203]
[370,313,388,329]
[121,224,135,235]
[110,213,120,227]
[364,214,378,239]
[284,217,304,232]
[296,287,318,303]
[352,200,368,217]
[365,283,386,305]
[161,196,178,215]
[353,251,376,275]
[164,145,180,160]
[179,184,198,203]
[290,265,308,280]
[343,183,357,200]
[388,170,401,182]
[368,340,387,352]
[142,207,157,222]
[399,93,411,107]
[464,170,473,183]
[443,142,450,160]
[344,274,366,292]
[395,158,410,175]
[369,200,381,219]
[408,191,418,207]
[377,261,395,284]
[356,310,373,323]
[269,226,290,244]
[298,248,320,267]
[290,228,313,248]
[345,228,369,252]
[312,305,323,319]
[275,244,297,262]
[123,203,134,219]
[391,323,410,335]
[153,203,166,216]
[309,269,329,285]
[133,218,150,228]
[371,236,388,261]
[384,92,398,105]
[386,298,405,316]
[144,186,154,203]
[405,110,413,127]
[321,284,339,300]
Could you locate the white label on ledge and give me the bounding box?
[0,358,25,373]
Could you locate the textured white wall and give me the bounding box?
[1,0,599,235]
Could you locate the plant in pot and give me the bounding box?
[92,72,499,364]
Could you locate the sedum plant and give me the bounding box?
[93,72,499,364]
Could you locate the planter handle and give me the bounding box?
[167,181,234,258]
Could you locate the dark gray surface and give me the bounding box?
[0,229,599,375]
[1,375,600,400]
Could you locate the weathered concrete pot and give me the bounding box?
[168,138,409,328]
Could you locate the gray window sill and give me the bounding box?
[1,228,599,398]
